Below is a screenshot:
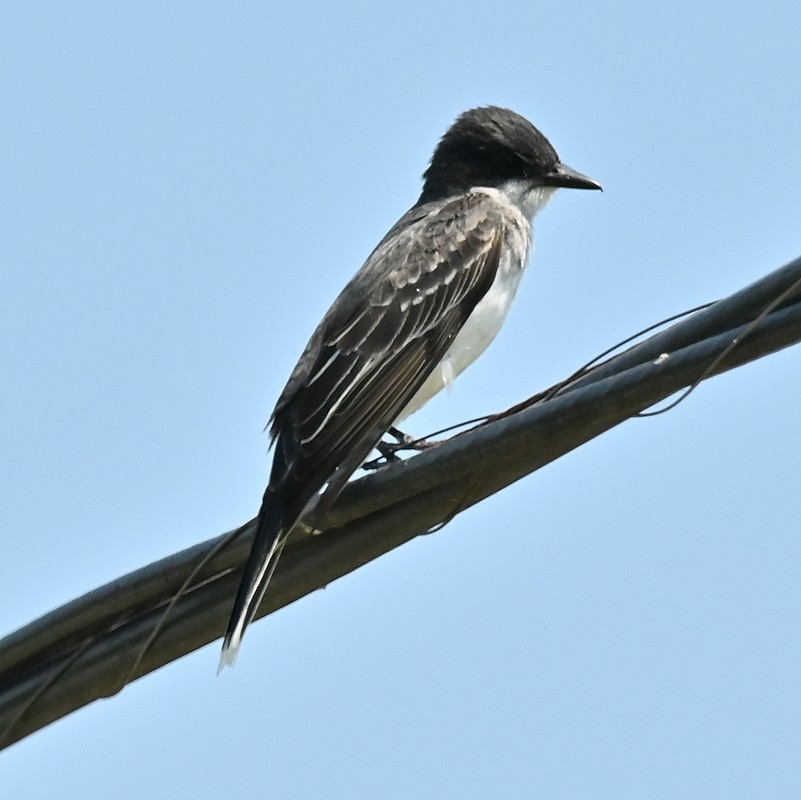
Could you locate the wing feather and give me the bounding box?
[268,191,508,519]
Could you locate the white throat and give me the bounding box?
[496,178,556,221]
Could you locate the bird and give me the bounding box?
[219,105,601,670]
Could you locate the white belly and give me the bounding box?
[394,181,551,422]
[397,238,530,420]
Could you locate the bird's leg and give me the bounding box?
[384,425,434,454]
[377,426,414,460]
[362,426,434,471]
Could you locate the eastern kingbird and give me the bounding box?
[220,106,601,669]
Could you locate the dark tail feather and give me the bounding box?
[218,498,288,672]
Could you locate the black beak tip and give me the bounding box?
[547,163,602,191]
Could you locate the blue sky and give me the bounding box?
[3,2,801,797]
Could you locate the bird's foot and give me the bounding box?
[362,426,433,470]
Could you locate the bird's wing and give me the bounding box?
[268,191,509,517]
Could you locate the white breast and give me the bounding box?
[397,182,552,421]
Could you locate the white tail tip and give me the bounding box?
[217,637,241,675]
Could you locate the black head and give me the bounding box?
[419,106,600,205]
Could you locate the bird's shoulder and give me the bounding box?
[323,190,513,333]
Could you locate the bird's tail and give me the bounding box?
[218,498,289,673]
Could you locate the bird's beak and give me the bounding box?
[543,162,602,191]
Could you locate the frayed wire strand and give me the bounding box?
[637,277,801,417]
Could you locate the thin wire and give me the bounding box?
[541,302,714,402]
[0,525,249,747]
[0,638,93,749]
[120,523,250,686]
[379,301,715,457]
[637,278,801,417]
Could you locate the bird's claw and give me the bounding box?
[361,427,433,471]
